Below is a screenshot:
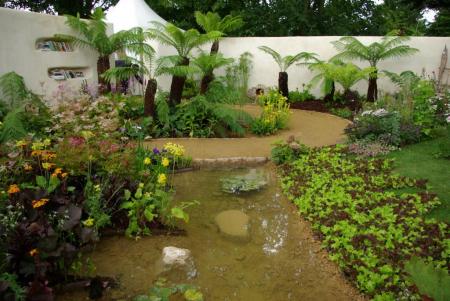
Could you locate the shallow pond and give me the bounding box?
[58,165,359,301]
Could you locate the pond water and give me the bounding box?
[58,166,359,301]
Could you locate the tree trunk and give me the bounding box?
[210,41,219,55]
[324,81,335,102]
[200,74,214,94]
[278,71,289,98]
[97,55,111,93]
[367,70,378,102]
[144,78,157,117]
[168,57,189,107]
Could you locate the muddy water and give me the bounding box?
[58,166,361,301]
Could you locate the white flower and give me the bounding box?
[361,110,373,116]
[446,115,450,123]
[373,108,389,117]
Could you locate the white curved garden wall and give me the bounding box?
[157,36,450,97]
[0,8,113,104]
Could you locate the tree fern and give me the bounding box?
[0,109,27,142]
[0,72,29,109]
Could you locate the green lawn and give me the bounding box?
[387,137,450,222]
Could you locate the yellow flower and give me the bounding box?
[157,173,167,185]
[82,217,95,227]
[42,162,54,170]
[31,141,44,151]
[23,163,33,171]
[32,198,49,209]
[29,249,39,257]
[80,130,94,140]
[143,157,151,165]
[7,184,20,194]
[161,157,170,167]
[15,140,28,147]
[163,142,185,157]
[43,138,51,146]
[61,172,68,178]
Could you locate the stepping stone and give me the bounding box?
[162,246,191,266]
[215,210,250,238]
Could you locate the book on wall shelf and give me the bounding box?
[49,69,85,80]
[36,40,73,52]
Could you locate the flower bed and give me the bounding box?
[278,145,449,300]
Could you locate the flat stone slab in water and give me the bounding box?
[215,210,249,238]
[162,246,191,266]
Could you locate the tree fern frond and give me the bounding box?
[258,46,283,70]
[0,72,29,109]
[0,108,27,142]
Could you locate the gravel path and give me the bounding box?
[145,105,350,159]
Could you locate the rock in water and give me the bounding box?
[215,210,250,238]
[162,246,191,266]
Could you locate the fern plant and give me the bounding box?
[332,35,419,101]
[225,52,254,100]
[147,21,221,106]
[191,52,234,94]
[258,46,317,98]
[56,8,143,92]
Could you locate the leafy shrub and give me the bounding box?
[251,90,290,136]
[0,72,52,142]
[271,138,309,164]
[279,145,448,299]
[288,84,314,102]
[346,110,402,146]
[347,140,397,157]
[117,95,145,119]
[330,107,353,119]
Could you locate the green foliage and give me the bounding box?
[0,72,29,108]
[195,11,243,37]
[135,278,203,301]
[155,94,252,138]
[251,90,290,136]
[225,52,253,100]
[57,8,142,57]
[221,172,267,193]
[404,257,450,301]
[84,181,111,230]
[288,85,314,102]
[332,35,419,68]
[330,107,353,119]
[0,109,27,142]
[122,185,158,236]
[258,46,317,72]
[438,126,450,159]
[0,272,26,301]
[271,139,309,165]
[191,52,234,77]
[279,145,449,298]
[147,21,221,58]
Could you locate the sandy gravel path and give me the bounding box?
[145,105,350,159]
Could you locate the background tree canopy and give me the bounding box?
[1,0,449,36]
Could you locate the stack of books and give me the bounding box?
[37,40,73,52]
[49,69,84,80]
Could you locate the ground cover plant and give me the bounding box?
[276,144,449,300]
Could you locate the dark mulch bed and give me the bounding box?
[289,99,362,115]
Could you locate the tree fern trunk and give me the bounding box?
[210,41,219,55]
[200,74,214,94]
[97,55,111,93]
[169,57,189,107]
[278,72,289,98]
[367,70,378,102]
[324,81,335,102]
[144,78,157,117]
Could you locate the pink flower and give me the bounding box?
[68,136,85,147]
